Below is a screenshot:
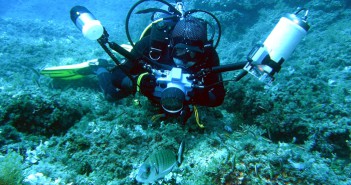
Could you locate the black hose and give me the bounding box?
[125,0,182,47]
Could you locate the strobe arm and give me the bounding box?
[99,29,173,71]
[107,42,137,61]
[212,62,249,81]
[189,62,248,81]
[211,62,247,74]
[97,30,126,66]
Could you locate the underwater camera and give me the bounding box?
[70,6,104,40]
[152,68,193,114]
[244,8,310,84]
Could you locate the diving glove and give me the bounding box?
[138,73,157,97]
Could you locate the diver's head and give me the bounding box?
[171,17,207,68]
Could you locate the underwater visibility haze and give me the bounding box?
[0,0,351,184]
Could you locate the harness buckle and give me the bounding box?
[149,47,162,61]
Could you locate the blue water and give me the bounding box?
[0,0,139,37]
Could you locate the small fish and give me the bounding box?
[136,141,185,184]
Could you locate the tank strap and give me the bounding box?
[149,21,173,60]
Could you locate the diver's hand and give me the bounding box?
[188,86,206,101]
[180,105,193,125]
[138,73,157,96]
[188,87,219,106]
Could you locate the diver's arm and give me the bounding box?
[191,73,225,107]
[191,49,225,107]
[96,67,134,101]
[96,38,149,100]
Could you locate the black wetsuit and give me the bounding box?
[97,35,225,108]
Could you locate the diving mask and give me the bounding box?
[172,43,203,67]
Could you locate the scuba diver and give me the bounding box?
[41,0,310,125]
[94,16,225,123]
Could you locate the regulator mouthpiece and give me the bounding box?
[70,6,104,40]
[244,8,310,85]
